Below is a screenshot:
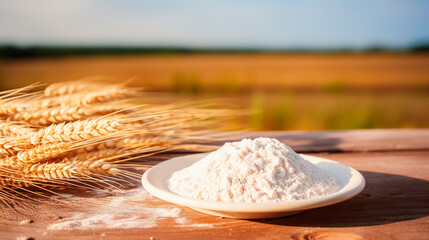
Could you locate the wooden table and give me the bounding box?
[2,129,429,240]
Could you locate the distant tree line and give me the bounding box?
[0,43,428,59]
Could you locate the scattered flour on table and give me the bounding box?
[174,216,214,228]
[179,223,214,228]
[166,138,340,203]
[47,188,209,230]
[18,219,33,225]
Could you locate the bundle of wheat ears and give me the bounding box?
[0,80,227,207]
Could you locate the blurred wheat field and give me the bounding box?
[1,53,428,130]
[2,53,429,90]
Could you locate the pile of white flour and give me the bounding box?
[166,138,340,203]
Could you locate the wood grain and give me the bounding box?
[1,130,428,240]
[185,129,429,153]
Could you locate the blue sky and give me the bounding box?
[1,0,428,48]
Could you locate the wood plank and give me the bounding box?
[186,129,429,153]
[1,150,428,240]
[1,130,428,240]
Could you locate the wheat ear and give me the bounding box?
[0,155,20,167]
[0,120,36,137]
[44,80,106,97]
[0,102,25,116]
[29,118,122,144]
[39,87,138,108]
[12,105,128,126]
[19,159,119,180]
[16,142,72,164]
[0,138,33,155]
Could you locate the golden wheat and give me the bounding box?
[75,134,175,155]
[20,159,119,180]
[44,80,106,97]
[0,79,228,207]
[39,87,137,108]
[0,175,31,189]
[0,138,33,155]
[0,155,20,167]
[23,162,76,179]
[0,166,39,189]
[0,102,25,116]
[68,148,127,162]
[0,120,35,137]
[12,104,129,126]
[29,118,123,144]
[16,142,72,163]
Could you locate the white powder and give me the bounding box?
[47,188,187,230]
[166,138,340,203]
[179,223,214,228]
[47,187,215,230]
[18,219,33,225]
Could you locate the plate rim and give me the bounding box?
[142,152,365,213]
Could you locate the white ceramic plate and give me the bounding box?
[142,153,365,219]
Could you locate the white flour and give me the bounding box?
[166,138,340,203]
[47,189,181,230]
[46,188,212,231]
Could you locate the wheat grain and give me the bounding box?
[39,87,138,108]
[0,91,44,116]
[70,159,120,175]
[16,123,135,163]
[12,105,127,126]
[0,138,32,155]
[0,102,25,116]
[79,87,137,105]
[0,80,227,207]
[44,81,105,97]
[16,142,71,164]
[0,166,37,189]
[0,155,20,167]
[20,159,119,180]
[0,175,31,189]
[0,120,35,137]
[29,118,122,144]
[26,162,76,179]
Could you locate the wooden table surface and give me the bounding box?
[2,129,429,240]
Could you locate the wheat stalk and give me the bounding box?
[68,148,128,162]
[0,79,229,208]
